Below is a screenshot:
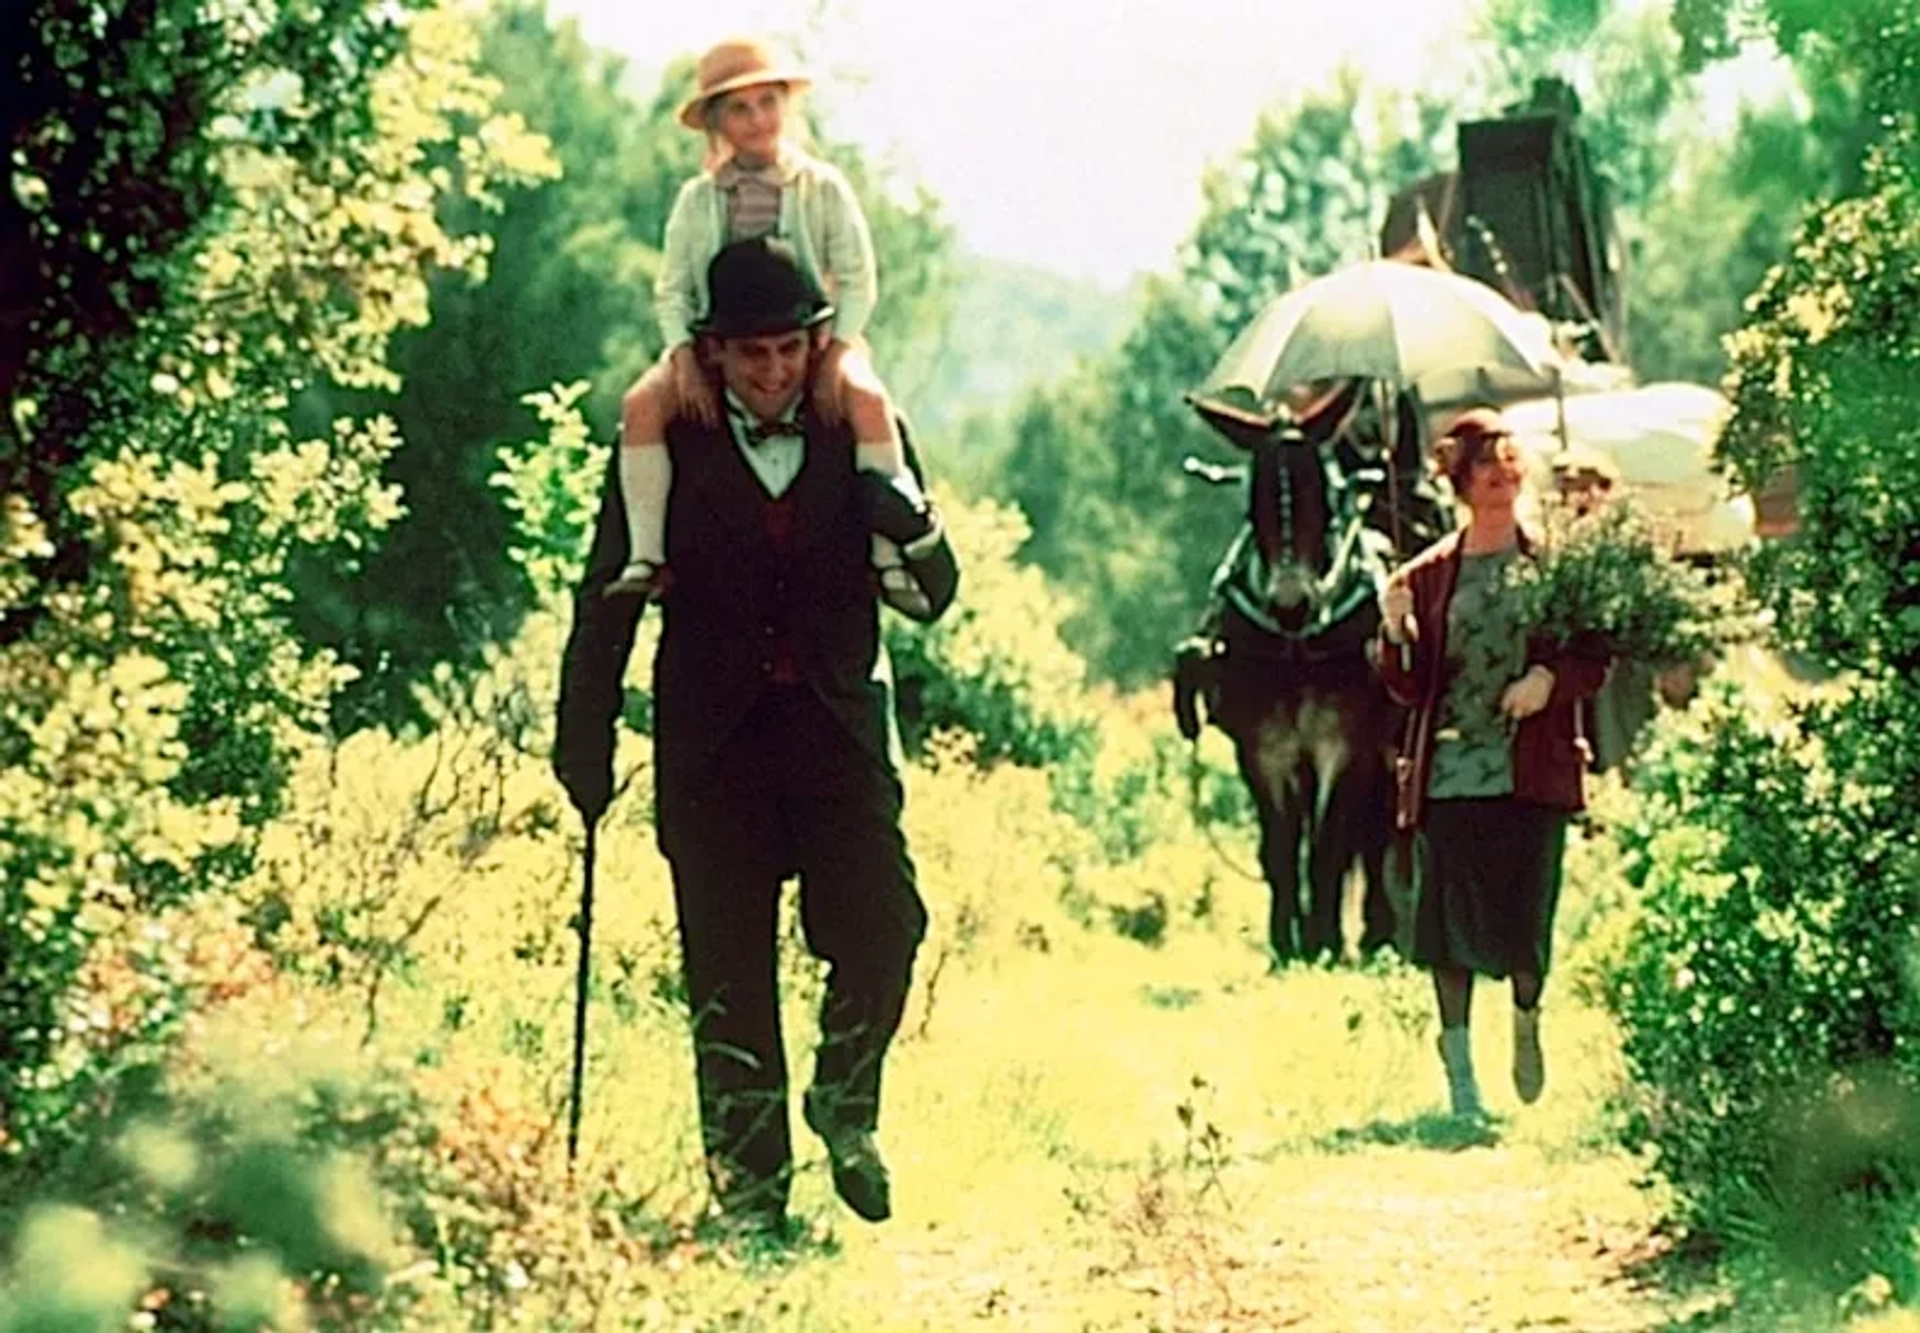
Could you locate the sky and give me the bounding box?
[546,0,1480,289]
[545,0,1789,291]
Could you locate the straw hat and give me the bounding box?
[677,37,813,130]
[1548,442,1623,489]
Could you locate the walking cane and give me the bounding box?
[567,815,599,1167]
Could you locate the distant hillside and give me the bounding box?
[907,253,1138,435]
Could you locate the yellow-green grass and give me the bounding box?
[216,655,1863,1330]
[350,822,1738,1332]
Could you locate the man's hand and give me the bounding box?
[856,471,937,550]
[1499,664,1556,721]
[670,343,720,427]
[552,737,613,823]
[1172,636,1216,742]
[1379,571,1418,646]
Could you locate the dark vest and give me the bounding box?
[652,408,894,788]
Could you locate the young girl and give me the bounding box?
[611,36,915,598]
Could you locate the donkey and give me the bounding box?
[1176,397,1424,965]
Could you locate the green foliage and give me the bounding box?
[884,498,1098,768]
[1505,503,1731,665]
[1674,0,1920,119]
[1600,682,1920,1292]
[913,257,1131,441]
[288,2,674,729]
[1002,281,1247,688]
[1183,71,1454,346]
[1474,0,1689,217]
[1,0,554,1158]
[1716,122,1920,675]
[1600,11,1920,1303]
[0,997,655,1332]
[1649,1,1912,385]
[0,994,424,1330]
[1626,99,1853,387]
[0,1205,150,1333]
[492,382,603,609]
[977,71,1454,688]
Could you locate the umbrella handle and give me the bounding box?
[566,817,599,1166]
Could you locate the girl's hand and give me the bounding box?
[671,344,720,427]
[1499,664,1556,720]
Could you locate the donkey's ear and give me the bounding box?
[1187,392,1288,452]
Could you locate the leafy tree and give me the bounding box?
[1472,0,1892,384]
[0,0,552,1155]
[1674,0,1920,116]
[987,73,1452,687]
[1472,0,1690,216]
[289,2,685,729]
[1674,0,1920,669]
[1183,69,1454,346]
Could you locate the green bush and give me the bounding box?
[1598,55,1920,1303]
[0,1,554,1158]
[1600,680,1920,1290]
[881,496,1099,769]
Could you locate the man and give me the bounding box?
[552,236,959,1233]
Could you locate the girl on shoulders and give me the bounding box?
[611,36,912,597]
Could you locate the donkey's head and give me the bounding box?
[1247,430,1333,634]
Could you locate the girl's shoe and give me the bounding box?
[605,559,669,601]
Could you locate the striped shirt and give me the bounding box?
[714,159,785,242]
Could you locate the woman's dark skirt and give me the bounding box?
[1412,797,1569,979]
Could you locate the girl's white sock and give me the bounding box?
[617,442,671,567]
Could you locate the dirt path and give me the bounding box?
[812,947,1743,1333]
[591,937,1753,1330]
[866,1136,1721,1332]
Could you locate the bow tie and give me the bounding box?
[739,417,805,447]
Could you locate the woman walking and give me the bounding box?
[1375,407,1609,1118]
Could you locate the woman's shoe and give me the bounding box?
[1438,1027,1484,1119]
[1513,1006,1545,1104]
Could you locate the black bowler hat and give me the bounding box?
[692,237,835,340]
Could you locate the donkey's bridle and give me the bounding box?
[1220,440,1385,643]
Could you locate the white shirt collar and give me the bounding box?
[723,388,804,432]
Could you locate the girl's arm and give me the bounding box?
[654,179,706,350]
[816,166,878,341]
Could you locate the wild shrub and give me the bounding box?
[0,1000,669,1333]
[1599,681,1920,1288]
[0,1,554,1155]
[1595,88,1920,1298]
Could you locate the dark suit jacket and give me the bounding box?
[555,406,957,847]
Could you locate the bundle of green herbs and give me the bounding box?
[1507,502,1732,665]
